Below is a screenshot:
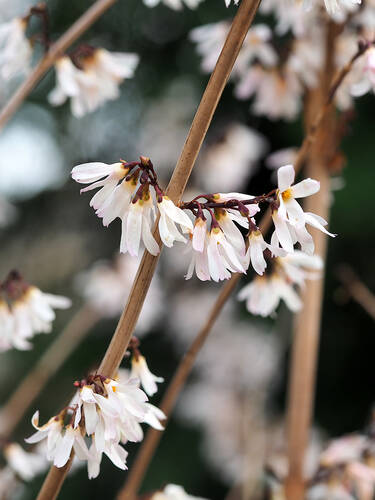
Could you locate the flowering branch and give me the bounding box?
[0,304,99,440]
[0,0,118,131]
[35,1,262,498]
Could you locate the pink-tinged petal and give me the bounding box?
[87,444,102,479]
[185,254,195,280]
[294,223,314,255]
[284,198,305,225]
[53,427,75,468]
[272,211,294,253]
[304,212,336,237]
[192,219,206,253]
[25,430,47,444]
[94,416,106,453]
[83,402,98,435]
[80,179,106,193]
[292,178,320,198]
[89,177,118,210]
[275,278,302,312]
[195,248,211,281]
[71,163,112,183]
[120,214,129,253]
[249,236,267,275]
[126,204,142,256]
[104,443,128,470]
[278,164,295,192]
[141,215,160,256]
[73,431,90,460]
[207,235,229,282]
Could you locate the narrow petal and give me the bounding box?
[278,164,295,192]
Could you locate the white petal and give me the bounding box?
[278,164,295,192]
[292,178,320,198]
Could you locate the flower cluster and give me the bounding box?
[190,4,375,122]
[49,47,139,118]
[237,251,323,317]
[0,270,71,352]
[26,366,165,478]
[72,158,333,292]
[72,157,193,257]
[3,442,46,481]
[267,416,375,500]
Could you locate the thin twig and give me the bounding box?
[35,1,262,498]
[284,21,339,500]
[336,265,375,320]
[0,304,99,439]
[0,0,118,131]
[116,32,370,499]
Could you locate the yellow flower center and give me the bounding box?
[281,188,293,201]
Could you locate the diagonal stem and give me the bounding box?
[0,0,118,131]
[35,1,262,498]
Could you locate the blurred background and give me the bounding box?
[0,0,374,498]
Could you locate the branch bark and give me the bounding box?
[284,21,339,500]
[35,1,262,498]
[0,0,118,131]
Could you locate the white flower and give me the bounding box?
[121,194,159,256]
[206,227,245,282]
[131,355,164,396]
[0,273,71,352]
[319,435,367,467]
[238,274,302,317]
[235,67,302,121]
[238,250,323,316]
[185,225,211,282]
[152,484,208,500]
[48,49,139,117]
[3,442,46,481]
[286,31,324,87]
[190,21,231,73]
[196,124,267,192]
[350,47,375,98]
[319,0,361,18]
[234,25,278,75]
[144,0,204,10]
[245,229,285,276]
[260,0,311,37]
[71,161,130,212]
[272,164,334,254]
[27,374,166,478]
[158,196,193,247]
[25,412,65,459]
[0,18,32,80]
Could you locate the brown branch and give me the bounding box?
[336,265,375,320]
[0,304,99,440]
[0,0,118,131]
[284,21,339,500]
[35,0,262,498]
